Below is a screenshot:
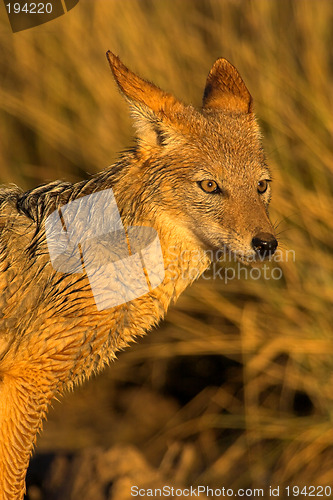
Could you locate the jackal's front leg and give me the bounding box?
[0,370,53,500]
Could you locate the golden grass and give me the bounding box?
[0,0,332,491]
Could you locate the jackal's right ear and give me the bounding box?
[203,58,253,114]
[106,51,187,146]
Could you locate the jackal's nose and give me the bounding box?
[251,232,278,259]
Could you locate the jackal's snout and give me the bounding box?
[251,232,278,259]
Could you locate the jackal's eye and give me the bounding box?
[198,180,220,194]
[257,179,269,194]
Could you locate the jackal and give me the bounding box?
[0,52,277,498]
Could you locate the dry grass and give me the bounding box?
[0,0,332,493]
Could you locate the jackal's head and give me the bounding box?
[107,52,277,263]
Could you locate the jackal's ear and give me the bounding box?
[106,51,187,145]
[203,58,253,114]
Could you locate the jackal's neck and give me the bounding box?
[102,153,212,305]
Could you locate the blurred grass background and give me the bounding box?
[0,0,332,494]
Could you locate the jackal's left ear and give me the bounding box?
[106,51,187,146]
[203,58,253,114]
